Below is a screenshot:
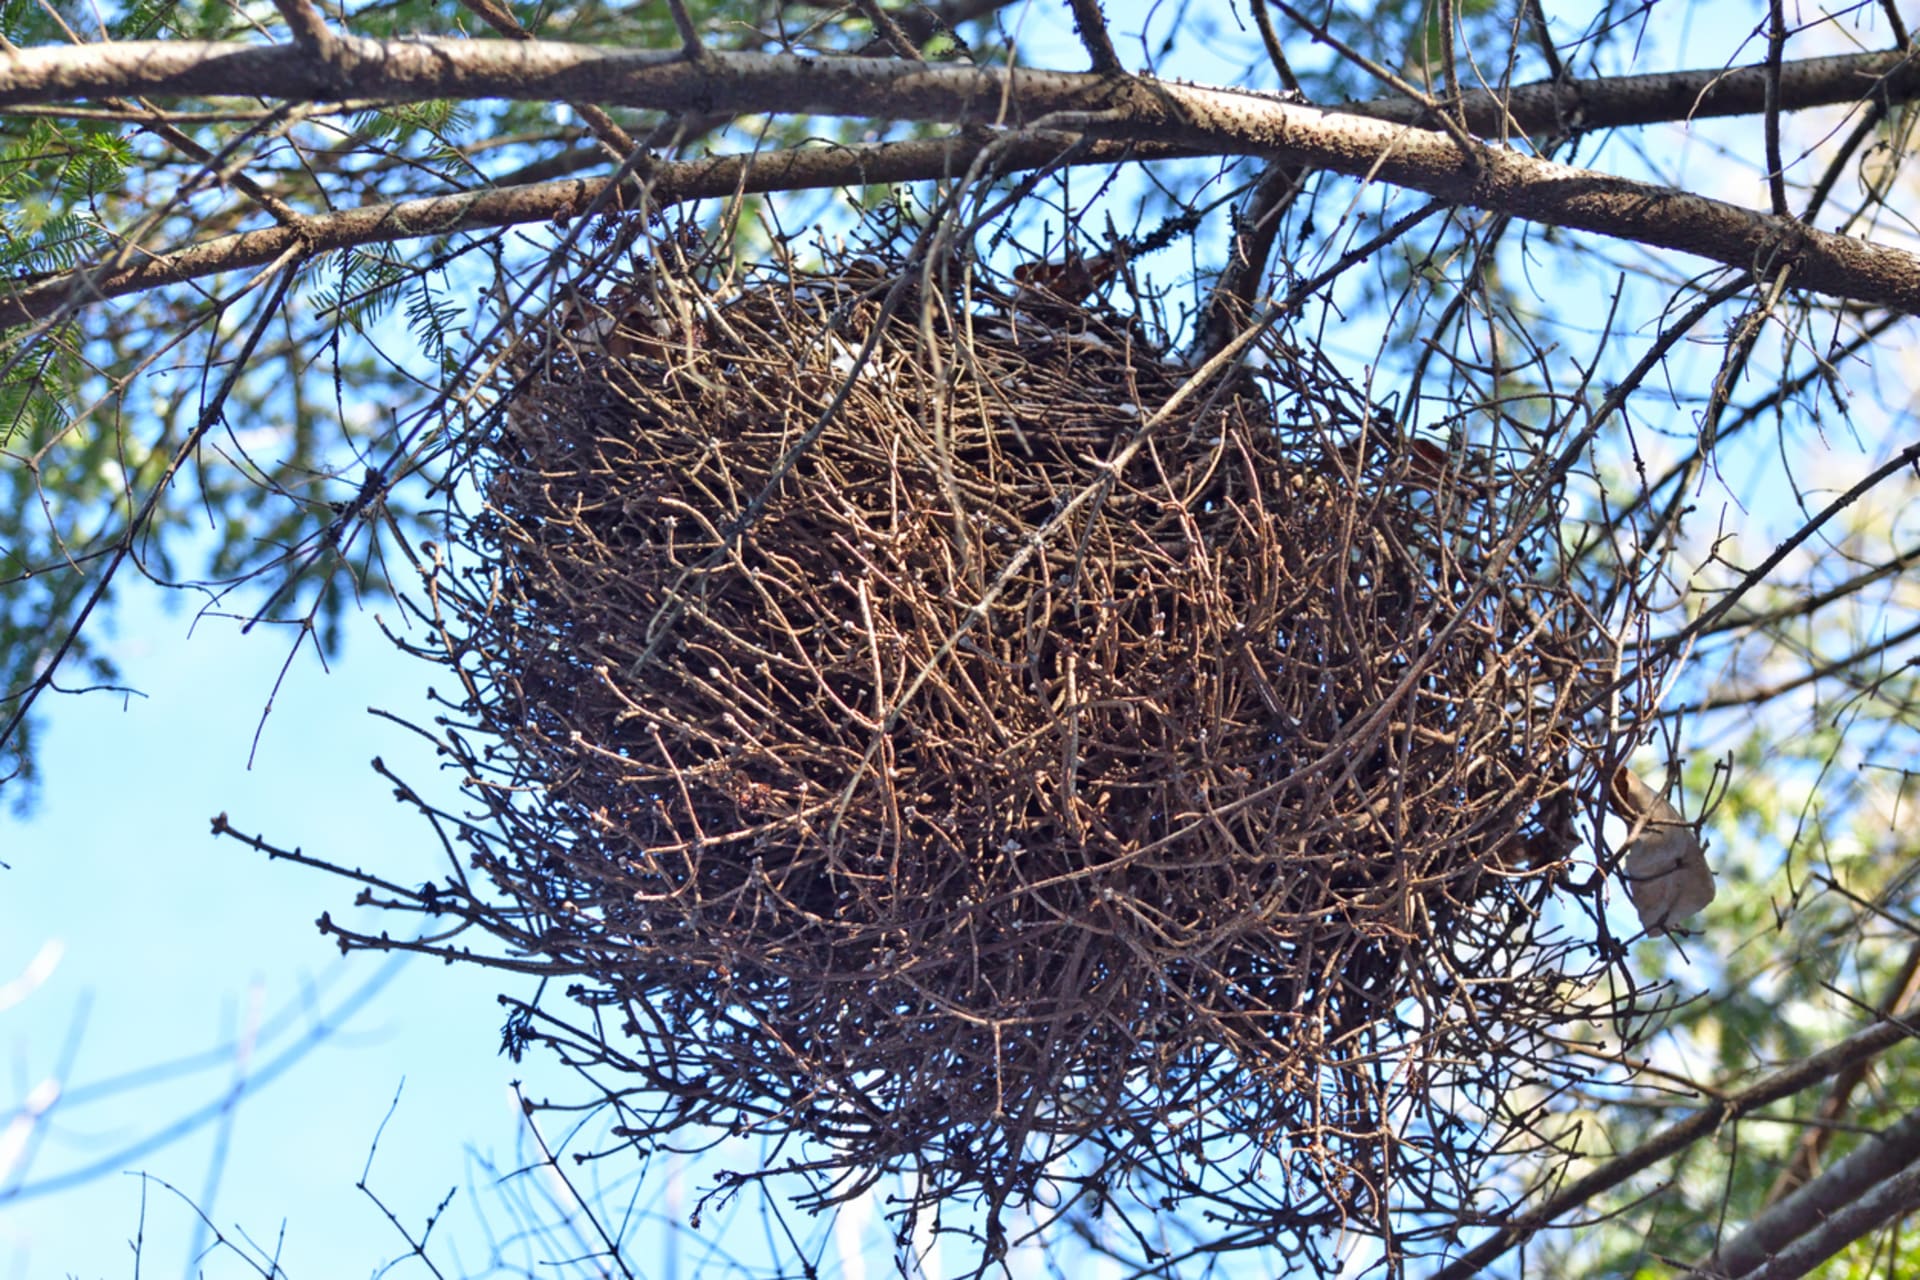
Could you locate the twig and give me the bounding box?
[1269,0,1481,161]
[849,0,924,61]
[1066,0,1123,75]
[0,254,303,771]
[456,0,637,159]
[1660,435,1920,659]
[1763,0,1790,217]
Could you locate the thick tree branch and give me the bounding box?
[0,132,1158,326]
[1687,1101,1920,1278]
[3,40,1911,137]
[1740,1163,1920,1279]
[1431,1001,1920,1279]
[3,44,1919,318]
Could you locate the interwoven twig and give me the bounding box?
[362,225,1648,1270]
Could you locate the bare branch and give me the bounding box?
[848,0,923,62]
[1688,1103,1920,1278]
[663,0,705,61]
[5,46,1920,318]
[0,132,1162,327]
[1196,161,1304,358]
[1271,0,1479,157]
[1763,0,1790,217]
[454,0,636,158]
[1432,1001,1920,1278]
[267,0,332,53]
[1066,0,1124,75]
[1660,435,1920,658]
[1879,0,1911,52]
[0,258,303,767]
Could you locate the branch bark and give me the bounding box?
[0,132,1170,327]
[1431,1001,1920,1279]
[1686,1100,1920,1278]
[5,43,1920,321]
[3,39,1912,137]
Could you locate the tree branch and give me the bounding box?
[1065,0,1124,75]
[1740,1161,1920,1279]
[1689,1105,1920,1280]
[3,44,1919,317]
[3,39,1911,137]
[1687,1092,1920,1276]
[0,132,1176,327]
[1765,943,1920,1203]
[1431,1000,1920,1279]
[454,0,636,159]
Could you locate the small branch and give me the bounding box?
[0,954,406,1205]
[1881,0,1910,55]
[0,257,302,762]
[456,0,637,159]
[268,0,331,53]
[0,132,1157,327]
[267,0,358,95]
[849,0,923,61]
[131,103,303,226]
[1702,535,1920,637]
[1249,0,1300,93]
[1195,161,1303,360]
[1066,0,1124,75]
[1270,0,1479,160]
[1671,613,1920,716]
[893,0,1019,48]
[664,0,705,62]
[1763,0,1789,217]
[1435,0,1459,114]
[1662,435,1920,657]
[1522,0,1564,86]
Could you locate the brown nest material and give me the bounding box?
[376,233,1637,1269]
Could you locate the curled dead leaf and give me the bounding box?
[1607,766,1715,934]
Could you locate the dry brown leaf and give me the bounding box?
[1608,767,1715,934]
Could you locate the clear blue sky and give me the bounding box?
[0,590,549,1278]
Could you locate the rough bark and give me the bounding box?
[6,43,1920,324]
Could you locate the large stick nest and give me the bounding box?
[397,226,1635,1265]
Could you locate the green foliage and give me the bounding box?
[309,248,414,332]
[0,123,127,279]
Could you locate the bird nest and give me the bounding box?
[379,227,1638,1266]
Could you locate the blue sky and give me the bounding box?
[0,589,543,1278]
[0,592,918,1279]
